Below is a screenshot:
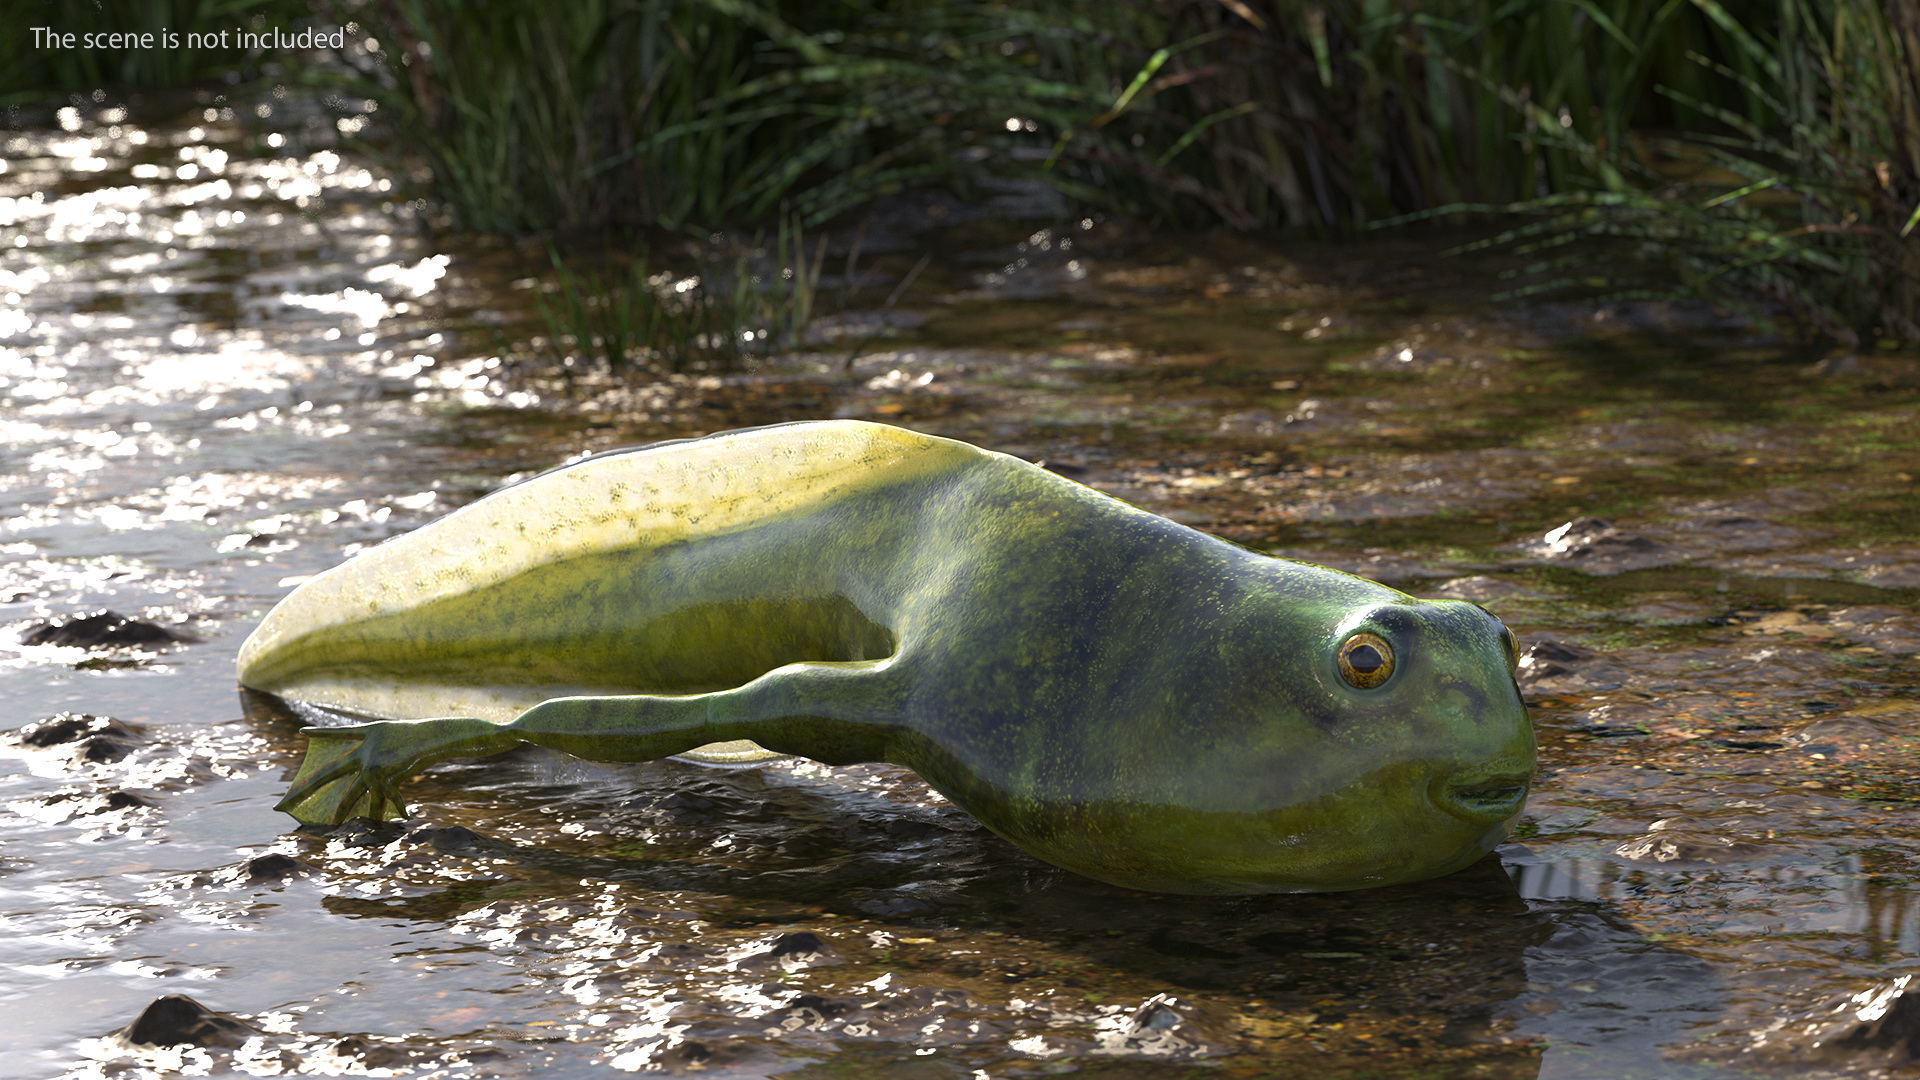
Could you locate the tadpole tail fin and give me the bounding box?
[274,717,516,827]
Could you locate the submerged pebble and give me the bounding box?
[117,994,257,1049]
[19,610,197,649]
[11,712,144,763]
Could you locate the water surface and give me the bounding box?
[4,91,1919,1079]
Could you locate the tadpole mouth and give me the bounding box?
[1435,772,1532,823]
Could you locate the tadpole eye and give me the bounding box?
[1501,624,1520,672]
[1337,632,1395,690]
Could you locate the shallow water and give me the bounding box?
[4,92,1920,1079]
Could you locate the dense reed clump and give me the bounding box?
[328,0,1786,233]
[1457,0,1920,347]
[1067,0,1777,231]
[316,0,1195,235]
[20,0,1906,350]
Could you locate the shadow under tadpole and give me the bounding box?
[242,688,1740,1079]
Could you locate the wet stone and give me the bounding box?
[636,941,719,969]
[1614,827,1771,867]
[1096,994,1235,1059]
[1278,548,1450,586]
[403,824,481,851]
[320,817,406,849]
[11,713,144,763]
[1856,558,1920,589]
[850,888,943,918]
[1791,709,1914,749]
[241,852,317,884]
[1610,593,1723,626]
[30,789,159,825]
[19,610,197,649]
[1665,510,1816,554]
[769,930,826,959]
[100,790,155,811]
[1516,640,1624,692]
[1765,974,1920,1067]
[1711,546,1920,589]
[1829,606,1920,655]
[1426,575,1548,603]
[1516,517,1688,574]
[329,1036,417,1069]
[615,1036,770,1074]
[118,994,257,1049]
[1568,703,1654,739]
[764,990,857,1031]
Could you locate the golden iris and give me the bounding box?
[1337,632,1395,689]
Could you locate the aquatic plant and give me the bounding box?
[322,0,1781,233]
[1060,0,1774,230]
[314,0,988,233]
[1455,0,1920,347]
[530,215,826,373]
[39,0,1891,346]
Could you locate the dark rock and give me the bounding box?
[852,890,938,918]
[737,930,836,973]
[1808,353,1863,377]
[1819,976,1920,1062]
[1524,641,1594,665]
[635,942,716,969]
[1574,725,1648,739]
[331,1036,415,1068]
[71,656,146,671]
[78,734,139,763]
[242,853,316,883]
[36,789,156,818]
[1519,518,1685,574]
[646,1037,765,1072]
[120,995,257,1048]
[779,992,853,1024]
[1711,738,1784,751]
[20,610,197,649]
[658,1041,717,1069]
[323,817,404,848]
[1101,993,1236,1058]
[16,713,143,762]
[1517,640,1600,681]
[404,825,480,852]
[1614,829,1768,866]
[1764,975,1920,1066]
[1428,575,1546,602]
[769,931,825,959]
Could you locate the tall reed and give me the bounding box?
[321,0,989,233]
[1439,0,1920,346]
[326,0,1916,343]
[329,0,1781,234]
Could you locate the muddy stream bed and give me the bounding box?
[4,94,1920,1080]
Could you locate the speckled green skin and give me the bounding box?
[242,420,1534,895]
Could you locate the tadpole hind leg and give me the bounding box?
[275,717,517,826]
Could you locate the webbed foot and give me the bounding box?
[274,717,514,826]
